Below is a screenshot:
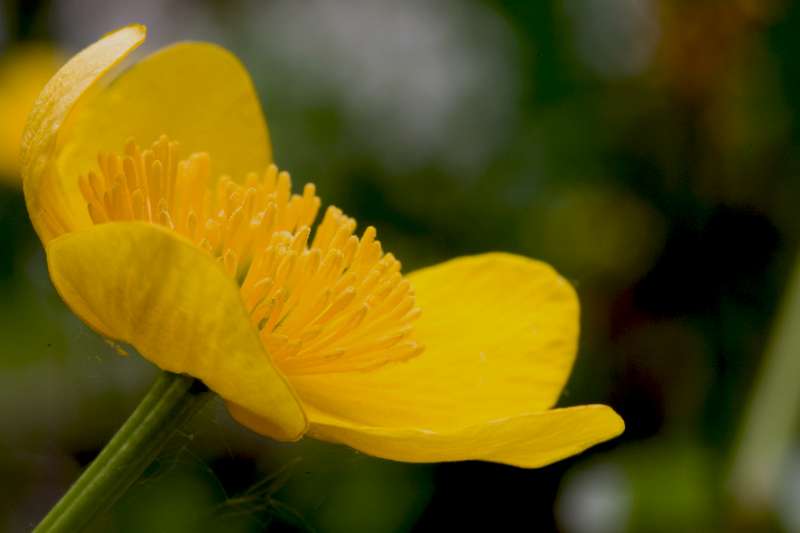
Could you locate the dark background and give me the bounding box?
[1,0,800,531]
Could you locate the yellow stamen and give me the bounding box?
[75,135,422,375]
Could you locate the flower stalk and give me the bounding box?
[34,371,211,533]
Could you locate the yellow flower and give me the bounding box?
[0,44,61,183]
[21,25,623,467]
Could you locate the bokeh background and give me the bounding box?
[2,0,800,531]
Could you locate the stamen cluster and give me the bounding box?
[77,136,422,374]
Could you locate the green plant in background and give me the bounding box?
[729,256,800,525]
[21,25,623,531]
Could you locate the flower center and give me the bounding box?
[77,135,422,375]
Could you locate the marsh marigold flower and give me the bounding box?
[21,25,623,467]
[0,44,60,182]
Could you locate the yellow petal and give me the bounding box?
[232,253,620,466]
[289,253,580,428]
[58,41,271,190]
[45,221,307,440]
[306,404,624,468]
[21,24,145,242]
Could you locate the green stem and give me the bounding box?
[728,254,800,514]
[34,371,212,533]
